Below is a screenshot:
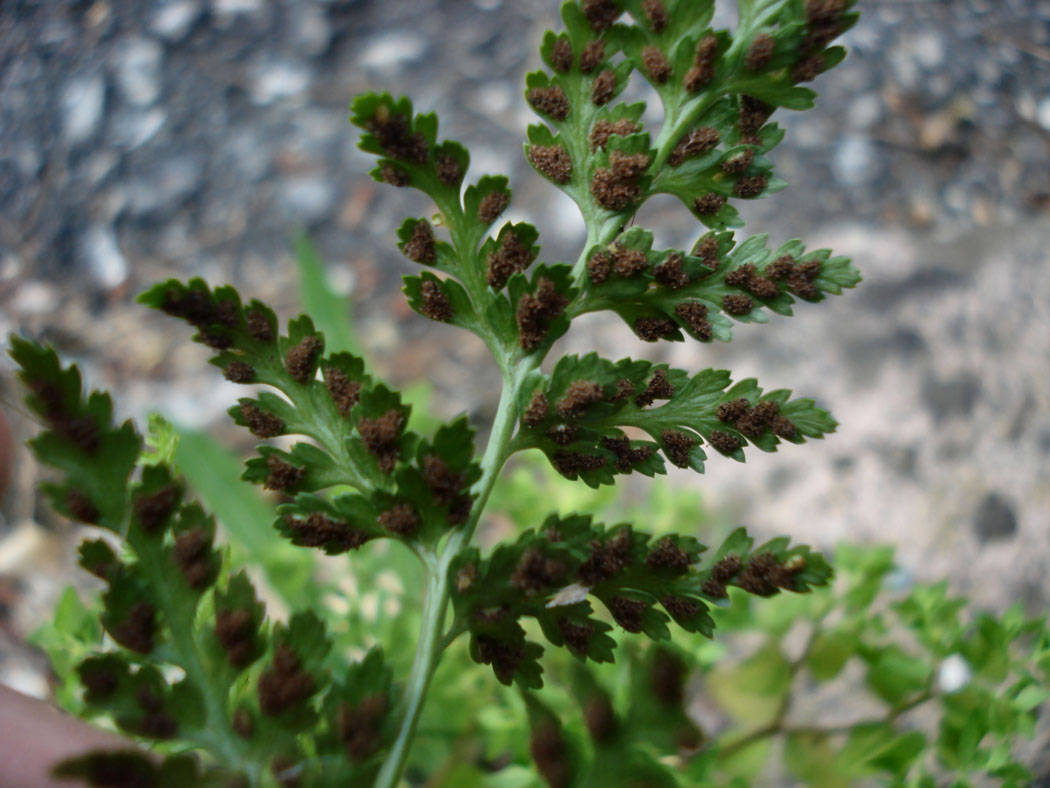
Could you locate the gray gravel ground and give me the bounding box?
[0,0,1049,780]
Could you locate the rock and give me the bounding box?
[291,4,331,57]
[110,107,168,150]
[125,153,204,216]
[212,0,263,18]
[832,135,880,186]
[112,37,165,107]
[251,61,311,105]
[358,31,428,72]
[277,175,336,227]
[921,371,980,421]
[82,224,128,289]
[150,0,202,42]
[1037,97,1050,133]
[60,75,106,145]
[973,492,1018,543]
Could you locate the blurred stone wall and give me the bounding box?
[0,0,1048,725]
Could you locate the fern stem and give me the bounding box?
[374,364,528,788]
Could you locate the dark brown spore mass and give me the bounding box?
[745,33,776,71]
[634,316,678,342]
[708,430,742,454]
[528,145,573,184]
[693,193,725,215]
[591,70,617,105]
[582,0,621,32]
[216,608,257,668]
[635,368,674,407]
[112,602,157,654]
[286,512,370,553]
[516,278,568,351]
[368,110,428,164]
[224,361,255,384]
[675,301,713,340]
[419,279,453,322]
[324,367,361,418]
[723,293,755,315]
[523,391,549,427]
[661,429,696,468]
[478,191,510,224]
[557,380,604,419]
[642,46,671,83]
[527,86,570,120]
[550,38,573,72]
[403,220,436,264]
[264,456,305,491]
[258,644,315,716]
[239,403,285,439]
[378,503,421,536]
[285,335,322,384]
[174,528,217,589]
[589,118,641,151]
[487,232,535,290]
[357,409,404,473]
[578,40,606,73]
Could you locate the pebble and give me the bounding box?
[112,37,165,107]
[832,135,880,186]
[277,175,336,227]
[110,107,168,150]
[150,0,202,42]
[358,31,428,71]
[1037,97,1050,132]
[251,61,311,105]
[125,153,204,216]
[291,4,331,57]
[60,75,106,146]
[82,224,128,289]
[973,492,1018,543]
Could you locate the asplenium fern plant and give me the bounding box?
[12,1,871,786]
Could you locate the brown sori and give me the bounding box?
[516,278,568,351]
[527,144,573,184]
[587,250,613,284]
[357,409,404,473]
[215,608,258,668]
[711,553,743,582]
[747,276,780,300]
[583,693,617,743]
[724,263,757,287]
[111,602,157,654]
[669,126,720,166]
[736,552,792,596]
[173,528,217,590]
[642,46,671,84]
[723,293,755,315]
[285,335,323,384]
[608,595,648,632]
[578,527,632,585]
[338,693,389,762]
[435,155,462,186]
[133,686,178,739]
[523,390,549,427]
[551,450,607,478]
[590,167,640,211]
[793,53,825,83]
[419,279,453,322]
[765,255,796,281]
[739,95,773,136]
[379,164,410,187]
[745,32,776,71]
[675,301,713,340]
[693,193,725,215]
[634,316,678,342]
[421,454,464,505]
[367,110,428,164]
[661,429,696,468]
[527,86,569,121]
[476,635,525,684]
[642,0,668,31]
[646,536,691,571]
[477,191,510,224]
[662,594,702,621]
[265,456,305,491]
[550,38,573,72]
[654,253,689,289]
[246,309,275,342]
[510,548,568,594]
[487,232,535,290]
[733,174,768,198]
[67,488,101,525]
[233,707,255,739]
[591,69,617,105]
[403,220,436,264]
[650,649,686,707]
[773,415,799,440]
[547,423,577,445]
[612,244,648,277]
[378,503,421,536]
[324,367,361,418]
[600,435,655,471]
[693,235,721,265]
[582,0,621,32]
[635,368,674,407]
[806,0,847,25]
[578,40,606,74]
[716,398,750,423]
[239,403,285,439]
[721,147,755,174]
[612,378,635,400]
[258,644,315,716]
[224,361,256,384]
[286,512,370,553]
[557,618,590,659]
[133,483,181,533]
[589,118,641,151]
[557,380,604,419]
[708,430,742,454]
